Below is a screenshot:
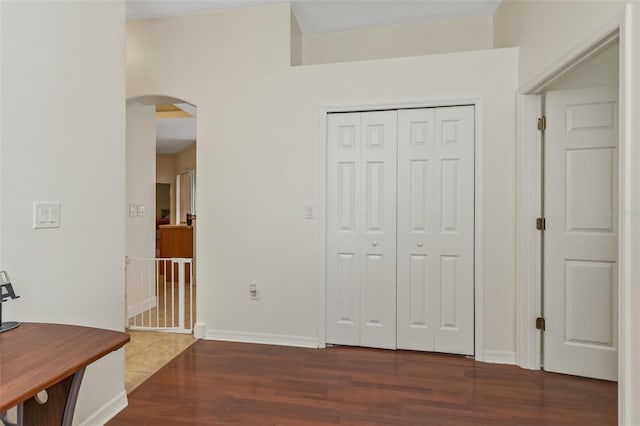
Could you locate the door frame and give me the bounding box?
[516,4,640,424]
[317,97,486,361]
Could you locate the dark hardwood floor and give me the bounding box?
[109,340,616,425]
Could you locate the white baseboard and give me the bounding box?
[77,390,128,426]
[205,329,319,348]
[127,296,157,319]
[483,350,516,365]
[205,329,514,363]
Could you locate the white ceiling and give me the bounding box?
[126,1,502,34]
[156,103,197,154]
[156,118,197,153]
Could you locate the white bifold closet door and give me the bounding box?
[326,111,398,349]
[326,106,474,355]
[396,106,475,355]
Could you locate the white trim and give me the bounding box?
[515,93,543,370]
[618,5,640,425]
[317,109,328,349]
[175,173,181,224]
[483,351,516,365]
[128,326,192,334]
[318,96,486,361]
[77,390,128,426]
[473,100,485,362]
[205,329,320,348]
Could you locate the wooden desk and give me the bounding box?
[0,323,129,426]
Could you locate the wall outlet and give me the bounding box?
[249,282,259,300]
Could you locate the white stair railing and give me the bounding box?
[125,257,194,333]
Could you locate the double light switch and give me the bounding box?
[33,202,61,229]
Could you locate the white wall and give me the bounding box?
[290,9,302,66]
[176,143,196,174]
[493,0,625,87]
[126,103,156,260]
[622,6,640,424]
[547,43,619,91]
[127,4,518,358]
[0,1,127,424]
[157,153,177,182]
[125,103,156,319]
[303,15,493,65]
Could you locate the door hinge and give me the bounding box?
[536,317,546,331]
[537,116,546,131]
[536,217,546,231]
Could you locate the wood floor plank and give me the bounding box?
[109,340,616,425]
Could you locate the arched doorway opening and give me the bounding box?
[124,95,198,392]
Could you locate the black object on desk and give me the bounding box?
[0,271,20,333]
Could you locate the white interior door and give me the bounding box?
[397,106,475,355]
[544,87,618,380]
[326,111,397,349]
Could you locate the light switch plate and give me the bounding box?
[33,202,61,229]
[304,205,314,219]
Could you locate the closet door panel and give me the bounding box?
[433,106,474,355]
[327,113,362,346]
[397,106,474,355]
[397,108,436,351]
[360,111,397,349]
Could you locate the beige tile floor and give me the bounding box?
[125,330,196,393]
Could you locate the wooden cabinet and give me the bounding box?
[159,225,193,281]
[159,225,193,258]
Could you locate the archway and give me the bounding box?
[124,95,198,392]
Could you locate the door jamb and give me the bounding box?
[515,93,543,370]
[317,97,485,361]
[516,5,639,424]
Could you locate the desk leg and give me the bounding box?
[1,409,18,426]
[62,367,85,426]
[17,367,86,426]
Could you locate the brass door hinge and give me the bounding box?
[536,217,546,231]
[537,116,546,131]
[536,317,546,331]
